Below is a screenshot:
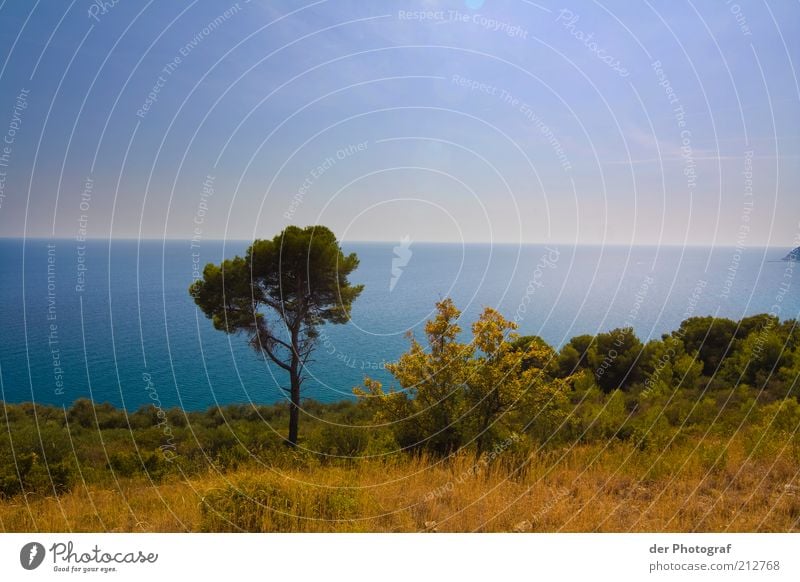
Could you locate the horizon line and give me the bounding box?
[0,236,796,249]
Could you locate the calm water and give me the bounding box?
[0,239,798,410]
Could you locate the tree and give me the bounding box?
[587,327,643,392]
[190,225,363,446]
[735,314,780,340]
[356,298,473,455]
[674,316,736,376]
[357,300,569,456]
[468,310,567,453]
[722,324,790,386]
[510,335,556,373]
[640,336,703,394]
[556,334,594,377]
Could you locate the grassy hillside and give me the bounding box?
[1,391,798,532]
[1,434,797,532]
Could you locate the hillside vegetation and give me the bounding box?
[1,307,799,532]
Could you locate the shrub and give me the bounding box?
[200,475,362,532]
[306,424,368,458]
[0,452,74,497]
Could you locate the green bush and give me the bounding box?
[199,476,362,532]
[0,452,74,497]
[107,450,170,480]
[306,423,369,458]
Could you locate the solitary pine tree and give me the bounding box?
[190,225,363,446]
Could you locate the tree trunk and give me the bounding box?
[287,319,302,447]
[287,367,301,447]
[474,408,492,460]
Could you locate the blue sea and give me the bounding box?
[1,239,798,411]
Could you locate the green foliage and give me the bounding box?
[557,334,593,376]
[359,304,800,459]
[587,327,644,392]
[108,451,168,481]
[199,475,362,532]
[640,335,703,393]
[573,384,631,442]
[722,323,789,385]
[306,423,369,458]
[0,421,75,497]
[675,316,737,375]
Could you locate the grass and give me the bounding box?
[2,436,798,533]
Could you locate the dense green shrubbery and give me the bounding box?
[0,396,376,498]
[360,304,800,456]
[1,311,799,498]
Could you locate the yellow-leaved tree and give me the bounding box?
[356,298,473,455]
[467,308,569,454]
[356,299,570,457]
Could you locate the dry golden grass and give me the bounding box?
[2,439,798,533]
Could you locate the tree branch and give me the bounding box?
[259,340,292,372]
[250,321,292,372]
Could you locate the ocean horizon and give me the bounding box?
[1,238,798,411]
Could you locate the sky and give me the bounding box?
[0,0,797,246]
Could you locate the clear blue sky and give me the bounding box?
[0,0,797,245]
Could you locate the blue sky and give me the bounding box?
[0,0,797,245]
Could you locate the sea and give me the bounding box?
[0,238,798,411]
